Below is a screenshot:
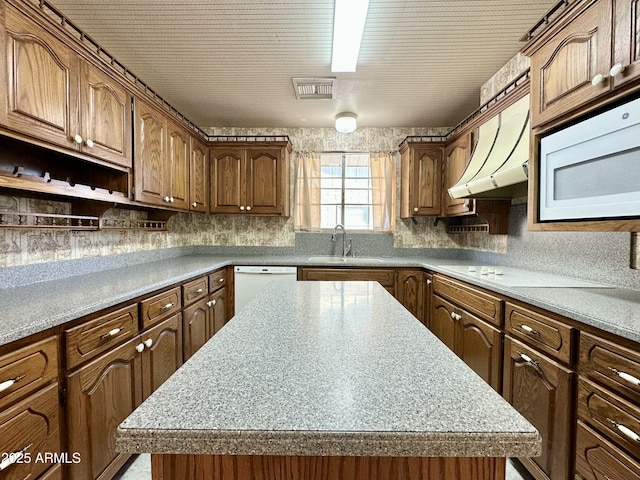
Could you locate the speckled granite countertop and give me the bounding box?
[116,281,541,457]
[1,254,640,347]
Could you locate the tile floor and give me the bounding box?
[113,454,535,480]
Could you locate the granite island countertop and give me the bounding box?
[115,280,541,458]
[1,253,640,347]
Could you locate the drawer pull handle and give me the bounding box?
[518,352,539,366]
[100,327,123,339]
[607,418,640,442]
[0,443,32,471]
[609,368,640,387]
[195,288,204,294]
[162,302,174,310]
[218,278,225,283]
[144,339,153,348]
[0,375,25,393]
[518,324,539,335]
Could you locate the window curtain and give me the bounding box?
[294,152,322,231]
[370,151,396,231]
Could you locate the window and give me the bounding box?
[295,151,396,232]
[319,153,374,229]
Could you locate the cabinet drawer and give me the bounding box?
[183,276,208,306]
[580,331,640,404]
[140,287,181,329]
[575,420,640,480]
[0,383,61,480]
[433,275,503,326]
[505,302,575,365]
[578,377,640,459]
[0,336,58,411]
[65,304,138,370]
[299,268,395,289]
[208,269,227,293]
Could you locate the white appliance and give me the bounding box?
[234,266,297,313]
[539,96,640,222]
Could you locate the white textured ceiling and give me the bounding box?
[47,0,556,129]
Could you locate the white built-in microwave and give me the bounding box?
[539,97,640,222]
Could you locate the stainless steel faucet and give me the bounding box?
[331,224,352,258]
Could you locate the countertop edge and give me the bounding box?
[115,428,542,458]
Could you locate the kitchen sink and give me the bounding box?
[307,256,386,264]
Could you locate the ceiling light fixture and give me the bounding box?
[335,112,357,133]
[331,0,369,72]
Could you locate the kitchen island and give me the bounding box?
[116,280,540,480]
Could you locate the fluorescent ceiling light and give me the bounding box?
[331,0,369,72]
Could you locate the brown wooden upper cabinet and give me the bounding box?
[1,5,132,168]
[210,141,291,215]
[133,98,190,210]
[442,132,475,217]
[189,137,209,212]
[524,0,640,129]
[400,142,443,218]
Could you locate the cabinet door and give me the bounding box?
[133,98,167,206]
[79,61,132,168]
[2,7,79,149]
[442,133,474,216]
[430,295,458,353]
[405,146,442,217]
[166,122,190,210]
[459,312,502,392]
[395,269,424,322]
[613,0,640,88]
[182,298,210,361]
[0,383,60,480]
[503,336,574,480]
[529,0,613,128]
[210,147,244,214]
[209,287,228,336]
[245,148,283,214]
[141,314,183,399]
[66,336,142,480]
[189,137,209,212]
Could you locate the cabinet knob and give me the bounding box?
[610,63,625,77]
[144,339,153,348]
[425,279,432,285]
[246,206,252,211]
[136,343,145,353]
[239,205,245,211]
[591,73,607,86]
[170,196,175,203]
[450,312,461,321]
[164,196,171,202]
[413,207,419,213]
[85,138,94,148]
[207,300,214,307]
[73,134,83,145]
[0,375,25,393]
[192,202,197,208]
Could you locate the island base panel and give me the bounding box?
[151,454,506,480]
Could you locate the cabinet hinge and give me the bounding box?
[59,387,67,405]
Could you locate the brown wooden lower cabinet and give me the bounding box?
[150,454,505,480]
[430,294,502,392]
[298,267,396,296]
[210,287,228,336]
[575,420,640,480]
[66,335,143,480]
[140,314,183,400]
[503,335,574,480]
[183,298,210,361]
[395,269,424,322]
[0,383,61,480]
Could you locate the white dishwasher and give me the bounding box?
[234,266,297,313]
